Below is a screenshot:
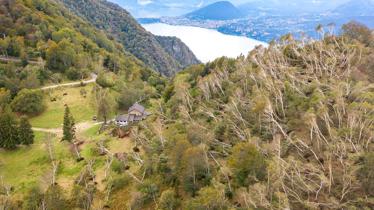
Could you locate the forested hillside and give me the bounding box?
[111,22,373,209]
[0,0,373,208]
[0,0,162,96]
[58,0,200,76]
[0,0,166,208]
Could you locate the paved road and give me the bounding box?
[40,73,97,90]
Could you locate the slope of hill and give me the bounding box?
[333,0,374,16]
[120,26,374,209]
[1,1,373,207]
[185,1,244,20]
[155,35,201,67]
[0,0,156,96]
[58,0,200,76]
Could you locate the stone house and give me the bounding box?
[115,103,150,127]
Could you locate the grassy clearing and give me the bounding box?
[0,131,78,195]
[107,137,134,154]
[2,84,142,200]
[0,132,49,194]
[83,124,101,138]
[30,84,96,128]
[0,129,139,200]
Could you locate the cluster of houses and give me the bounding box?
[115,103,150,127]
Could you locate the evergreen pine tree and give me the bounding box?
[62,105,75,142]
[18,116,34,145]
[0,107,20,149]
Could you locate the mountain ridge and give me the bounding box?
[58,0,200,76]
[332,0,374,16]
[185,1,245,20]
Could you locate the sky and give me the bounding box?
[109,0,352,18]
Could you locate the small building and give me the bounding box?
[115,114,129,127]
[115,103,150,127]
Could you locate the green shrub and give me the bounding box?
[159,189,179,210]
[228,142,267,186]
[358,152,374,196]
[11,89,45,115]
[110,175,131,192]
[66,67,81,80]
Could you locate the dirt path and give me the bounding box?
[32,121,102,138]
[0,56,41,65]
[32,127,63,137]
[0,56,97,90]
[40,73,97,90]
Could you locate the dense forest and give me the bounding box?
[0,0,373,209]
[58,0,200,76]
[0,0,166,95]
[115,22,373,209]
[2,21,371,210]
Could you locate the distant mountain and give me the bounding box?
[238,0,352,16]
[59,0,200,76]
[109,0,222,18]
[185,1,244,20]
[333,0,374,16]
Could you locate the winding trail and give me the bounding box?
[41,73,97,90]
[0,56,97,90]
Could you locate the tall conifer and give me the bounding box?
[62,105,75,142]
[0,107,20,149]
[19,116,34,145]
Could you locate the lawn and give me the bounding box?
[83,123,101,138]
[30,84,96,128]
[0,131,77,195]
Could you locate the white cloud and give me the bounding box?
[197,1,204,8]
[137,0,153,6]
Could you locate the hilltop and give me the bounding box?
[333,0,374,16]
[185,1,245,20]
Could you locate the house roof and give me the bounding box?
[116,114,128,122]
[129,103,145,113]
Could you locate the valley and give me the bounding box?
[0,0,373,209]
[143,23,267,62]
[138,0,374,42]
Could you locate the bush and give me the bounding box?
[187,125,210,145]
[46,39,76,72]
[111,159,127,174]
[358,152,374,196]
[159,189,179,210]
[110,175,131,192]
[186,186,229,210]
[181,146,211,196]
[66,67,81,80]
[138,180,159,203]
[0,88,11,108]
[342,21,373,46]
[163,84,174,103]
[117,86,144,110]
[96,72,115,88]
[11,89,45,115]
[22,186,44,210]
[228,142,267,186]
